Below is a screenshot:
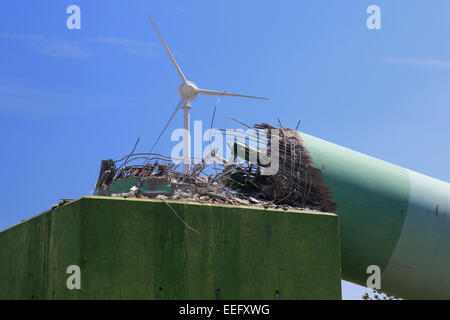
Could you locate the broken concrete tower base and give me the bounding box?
[0,196,341,300]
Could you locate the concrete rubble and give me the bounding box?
[96,122,337,213]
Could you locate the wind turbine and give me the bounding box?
[148,17,268,173]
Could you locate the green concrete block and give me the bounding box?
[0,196,341,300]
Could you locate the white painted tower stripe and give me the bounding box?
[382,169,450,299]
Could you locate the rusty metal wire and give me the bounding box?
[96,122,337,212]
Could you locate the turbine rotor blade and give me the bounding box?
[150,100,184,152]
[149,16,187,83]
[196,89,269,100]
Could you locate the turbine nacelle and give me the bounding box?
[178,81,199,103]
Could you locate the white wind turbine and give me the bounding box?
[149,17,268,172]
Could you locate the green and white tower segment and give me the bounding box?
[300,132,450,299]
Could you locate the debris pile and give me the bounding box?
[222,123,337,212]
[95,123,337,212]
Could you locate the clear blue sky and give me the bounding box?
[1,0,450,300]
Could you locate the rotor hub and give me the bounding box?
[178,81,198,102]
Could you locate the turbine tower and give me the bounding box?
[149,17,268,172]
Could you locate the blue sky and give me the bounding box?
[1,0,450,300]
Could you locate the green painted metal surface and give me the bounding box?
[299,132,410,286]
[300,131,450,299]
[382,170,450,299]
[109,177,138,195]
[0,197,341,300]
[109,177,171,196]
